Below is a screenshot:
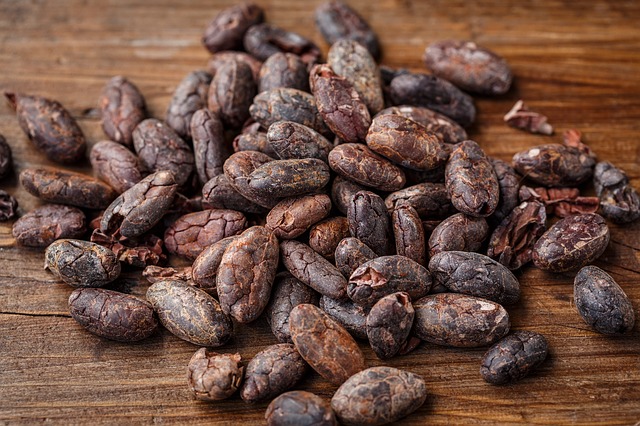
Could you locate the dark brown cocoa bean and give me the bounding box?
[223,150,279,209]
[385,182,453,219]
[248,158,331,198]
[202,174,268,214]
[266,194,332,239]
[191,108,229,184]
[429,251,520,305]
[244,23,321,65]
[424,40,513,95]
[330,143,406,192]
[267,121,333,162]
[487,201,547,270]
[366,292,414,359]
[348,190,392,256]
[308,216,350,261]
[258,53,310,93]
[331,366,427,425]
[266,390,338,426]
[202,2,264,53]
[480,331,548,385]
[445,140,499,217]
[208,59,256,129]
[376,105,468,144]
[366,114,449,171]
[328,39,384,114]
[100,170,177,238]
[208,51,263,82]
[165,70,212,140]
[389,72,476,127]
[187,348,243,401]
[310,64,371,143]
[331,175,366,215]
[132,118,194,187]
[240,343,308,403]
[0,134,12,180]
[146,280,233,346]
[319,295,369,340]
[315,1,380,60]
[428,213,489,257]
[216,226,279,323]
[512,144,596,187]
[289,303,365,386]
[164,209,247,260]
[68,288,157,342]
[413,293,510,347]
[392,201,426,266]
[250,88,332,138]
[490,158,521,225]
[594,161,640,224]
[89,140,143,194]
[574,266,635,334]
[532,213,609,272]
[281,240,348,300]
[98,76,146,148]
[45,239,120,287]
[5,92,86,163]
[13,204,86,247]
[348,255,432,307]
[334,237,376,279]
[20,167,117,209]
[191,236,238,295]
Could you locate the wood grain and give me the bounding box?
[1,0,640,424]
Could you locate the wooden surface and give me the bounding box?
[1,0,640,424]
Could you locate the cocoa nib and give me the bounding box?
[504,100,553,135]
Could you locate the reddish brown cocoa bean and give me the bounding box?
[258,53,310,93]
[366,292,414,359]
[191,235,239,295]
[330,143,405,191]
[202,2,264,53]
[518,186,599,218]
[202,174,268,214]
[348,190,392,256]
[512,144,595,187]
[13,204,86,247]
[191,108,230,184]
[385,182,453,220]
[247,158,331,198]
[223,150,279,209]
[308,216,350,261]
[166,70,212,140]
[289,304,366,386]
[98,77,146,148]
[266,194,332,239]
[187,348,243,401]
[234,127,277,157]
[208,60,256,129]
[142,266,192,284]
[376,105,468,144]
[334,237,377,279]
[208,51,263,82]
[490,158,521,225]
[244,23,321,65]
[319,295,369,340]
[45,239,121,288]
[90,140,143,194]
[266,390,338,426]
[594,161,640,224]
[428,213,489,257]
[392,201,426,266]
[480,331,548,385]
[331,176,366,215]
[267,121,333,163]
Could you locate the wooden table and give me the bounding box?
[1,1,639,424]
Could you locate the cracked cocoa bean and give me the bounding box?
[389,72,476,127]
[289,303,365,386]
[244,23,321,65]
[334,237,376,279]
[202,2,264,53]
[385,182,453,219]
[68,288,157,342]
[594,161,640,224]
[315,1,380,60]
[190,235,239,295]
[100,170,178,238]
[366,114,449,171]
[202,174,268,214]
[413,293,510,347]
[445,140,499,217]
[331,366,427,426]
[98,76,146,148]
[480,331,548,385]
[392,201,426,266]
[308,216,350,261]
[234,126,277,157]
[132,118,195,187]
[429,251,520,305]
[487,201,547,270]
[187,348,243,401]
[208,59,256,129]
[0,190,18,221]
[250,88,332,138]
[331,175,366,215]
[0,134,12,180]
[532,213,609,272]
[319,295,369,340]
[248,158,331,198]
[5,92,86,163]
[519,186,599,218]
[348,190,392,256]
[267,121,333,163]
[328,39,384,114]
[376,105,468,144]
[191,108,229,184]
[366,292,414,359]
[258,53,310,93]
[90,228,166,268]
[266,194,332,239]
[240,343,308,403]
[20,167,117,210]
[266,390,337,426]
[223,150,279,209]
[45,239,120,287]
[208,51,263,82]
[348,255,432,307]
[146,280,233,346]
[216,226,279,323]
[490,158,520,225]
[90,140,143,194]
[424,40,513,95]
[281,240,348,300]
[142,266,192,284]
[310,64,371,143]
[13,204,86,247]
[512,144,595,187]
[428,213,489,257]
[574,266,635,334]
[166,70,212,139]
